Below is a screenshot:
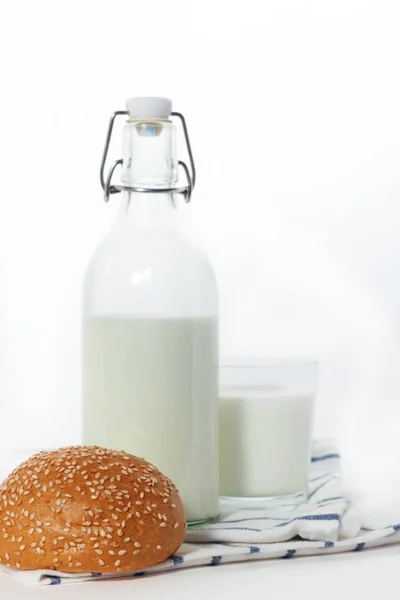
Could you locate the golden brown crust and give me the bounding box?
[0,446,186,573]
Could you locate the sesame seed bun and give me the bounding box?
[0,446,186,573]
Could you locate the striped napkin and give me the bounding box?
[2,440,400,586]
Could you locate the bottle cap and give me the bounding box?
[126,97,172,120]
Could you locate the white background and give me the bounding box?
[0,0,400,494]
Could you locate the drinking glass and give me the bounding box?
[219,359,317,509]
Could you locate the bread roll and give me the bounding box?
[0,446,186,572]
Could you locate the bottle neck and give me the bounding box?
[116,191,179,230]
[121,118,178,190]
[115,118,180,230]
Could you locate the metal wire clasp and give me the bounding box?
[100,110,196,203]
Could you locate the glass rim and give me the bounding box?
[219,357,318,369]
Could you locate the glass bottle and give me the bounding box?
[82,97,219,524]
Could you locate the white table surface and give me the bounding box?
[1,546,399,600]
[1,451,399,599]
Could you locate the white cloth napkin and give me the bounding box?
[1,440,400,586]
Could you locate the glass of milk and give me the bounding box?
[219,359,317,508]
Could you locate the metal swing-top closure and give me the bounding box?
[100,97,196,203]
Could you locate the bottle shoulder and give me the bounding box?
[85,230,216,294]
[83,228,218,318]
[86,228,216,278]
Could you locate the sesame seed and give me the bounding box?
[160,522,166,527]
[31,542,37,548]
[109,550,115,555]
[75,562,82,567]
[115,560,121,567]
[134,542,141,548]
[95,549,103,555]
[99,559,105,566]
[174,523,179,528]
[20,545,25,551]
[133,550,140,555]
[156,545,162,550]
